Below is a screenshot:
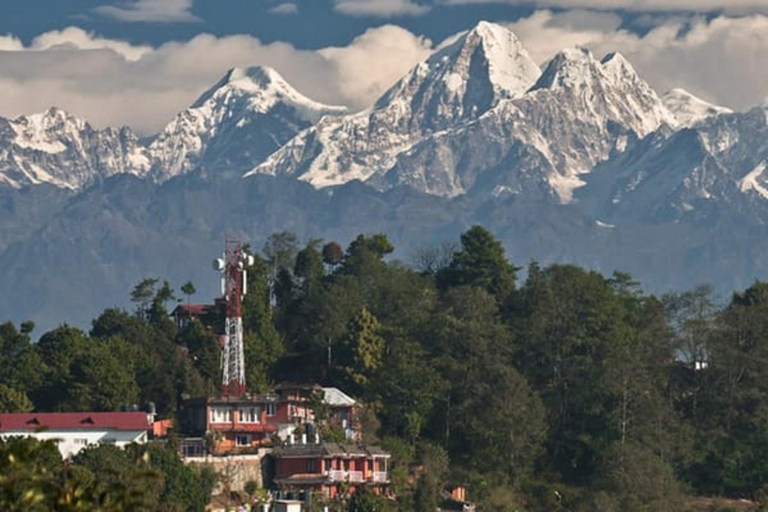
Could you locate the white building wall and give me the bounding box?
[0,429,148,458]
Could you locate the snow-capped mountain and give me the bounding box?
[662,88,732,127]
[1,19,767,332]
[147,66,348,181]
[246,21,541,188]
[586,105,768,223]
[379,47,677,201]
[0,66,348,191]
[0,107,148,190]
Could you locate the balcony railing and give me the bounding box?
[327,469,346,482]
[326,469,366,483]
[372,471,388,483]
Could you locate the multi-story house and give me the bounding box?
[180,395,280,456]
[0,412,152,458]
[179,385,360,456]
[272,441,390,500]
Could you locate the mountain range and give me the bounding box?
[1,21,766,333]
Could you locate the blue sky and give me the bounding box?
[1,0,540,47]
[0,0,766,134]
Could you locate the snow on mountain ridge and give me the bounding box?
[0,107,149,190]
[662,88,732,127]
[194,66,348,123]
[148,65,348,181]
[248,21,542,189]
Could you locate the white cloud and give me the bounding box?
[319,26,433,102]
[441,0,768,13]
[0,25,432,135]
[94,0,200,23]
[30,27,152,61]
[268,3,299,15]
[0,14,767,138]
[0,35,23,52]
[506,11,768,110]
[334,0,431,17]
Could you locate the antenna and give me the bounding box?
[213,238,254,396]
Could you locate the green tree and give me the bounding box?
[595,443,686,512]
[437,225,517,303]
[686,281,768,497]
[130,277,159,319]
[413,442,449,512]
[348,486,392,511]
[339,234,394,277]
[321,241,344,273]
[180,281,196,305]
[511,264,623,485]
[294,239,326,294]
[177,320,221,394]
[0,384,33,413]
[0,322,45,396]
[242,253,284,393]
[340,307,385,391]
[430,287,545,484]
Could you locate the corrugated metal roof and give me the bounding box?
[273,442,389,458]
[0,412,151,432]
[322,387,356,406]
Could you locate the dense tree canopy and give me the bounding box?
[5,226,768,511]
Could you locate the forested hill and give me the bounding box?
[2,226,768,511]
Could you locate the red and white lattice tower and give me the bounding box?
[214,239,254,396]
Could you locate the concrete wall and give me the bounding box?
[0,429,147,458]
[186,451,269,493]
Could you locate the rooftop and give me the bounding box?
[273,442,390,458]
[0,412,152,432]
[322,387,356,407]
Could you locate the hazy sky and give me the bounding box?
[1,0,767,134]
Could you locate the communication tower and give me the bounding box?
[213,239,254,396]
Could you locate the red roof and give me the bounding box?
[172,304,212,316]
[0,412,151,432]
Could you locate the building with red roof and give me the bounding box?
[0,412,152,458]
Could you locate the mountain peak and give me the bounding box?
[463,21,541,99]
[191,65,347,120]
[373,20,540,126]
[600,52,634,80]
[219,66,287,94]
[533,47,599,90]
[662,88,732,127]
[147,64,347,181]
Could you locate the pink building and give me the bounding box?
[272,442,390,500]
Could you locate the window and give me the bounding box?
[182,444,205,457]
[307,459,317,473]
[211,407,233,424]
[74,438,88,446]
[238,407,260,423]
[266,402,276,416]
[235,434,252,447]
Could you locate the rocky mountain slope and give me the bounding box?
[1,21,768,332]
[0,107,148,189]
[662,88,732,127]
[147,66,348,181]
[245,21,542,189]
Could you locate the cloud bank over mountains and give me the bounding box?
[0,10,765,134]
[94,0,200,23]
